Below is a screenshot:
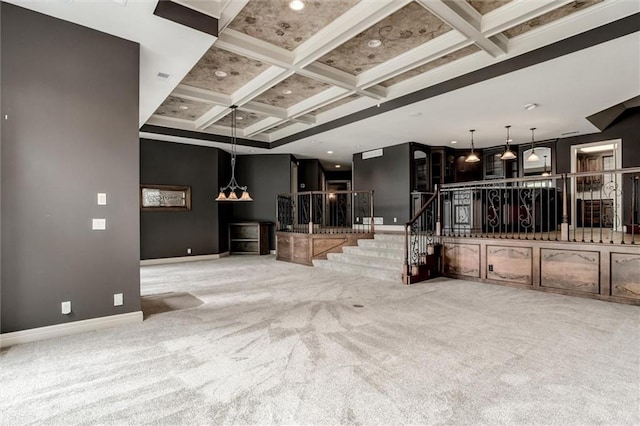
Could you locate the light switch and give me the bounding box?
[61,301,71,315]
[114,293,123,306]
[92,218,106,230]
[97,193,107,205]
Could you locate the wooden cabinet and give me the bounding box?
[229,222,270,255]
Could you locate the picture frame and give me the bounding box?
[140,184,191,211]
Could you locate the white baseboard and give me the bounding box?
[140,252,229,266]
[0,311,143,348]
[374,225,405,232]
[270,249,276,254]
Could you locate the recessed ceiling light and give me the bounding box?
[450,140,457,144]
[368,39,382,48]
[289,0,305,11]
[282,89,293,95]
[178,105,188,110]
[327,150,333,154]
[408,112,422,117]
[356,144,362,147]
[524,103,538,111]
[215,70,227,78]
[335,164,341,168]
[236,116,243,120]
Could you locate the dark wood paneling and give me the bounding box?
[611,252,640,299]
[276,232,372,266]
[487,245,532,285]
[444,243,480,278]
[541,249,600,293]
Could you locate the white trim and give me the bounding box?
[0,311,143,348]
[140,252,229,266]
[270,249,276,255]
[375,225,405,232]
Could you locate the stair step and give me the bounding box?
[373,233,406,242]
[358,239,405,251]
[312,259,401,283]
[342,246,405,261]
[326,252,403,270]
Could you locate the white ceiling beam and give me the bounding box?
[299,63,386,100]
[231,66,293,107]
[218,0,249,31]
[357,30,470,89]
[287,86,350,118]
[239,101,288,120]
[195,105,232,130]
[145,115,197,130]
[215,29,294,68]
[420,0,508,57]
[243,117,284,138]
[481,0,574,36]
[173,84,230,105]
[292,0,413,69]
[291,114,316,125]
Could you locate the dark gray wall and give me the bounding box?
[1,4,140,333]
[555,107,640,173]
[140,139,231,259]
[233,154,292,249]
[325,170,351,182]
[353,143,411,224]
[298,159,323,191]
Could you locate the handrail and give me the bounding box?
[440,167,640,189]
[404,189,440,280]
[406,191,438,226]
[276,190,375,235]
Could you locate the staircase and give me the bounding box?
[312,233,404,282]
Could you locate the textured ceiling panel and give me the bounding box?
[253,74,331,108]
[213,109,268,129]
[310,94,360,115]
[380,44,481,87]
[154,96,212,120]
[504,0,603,39]
[181,46,267,95]
[228,0,360,51]
[466,0,512,15]
[317,2,451,75]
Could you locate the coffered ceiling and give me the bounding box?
[7,0,639,170]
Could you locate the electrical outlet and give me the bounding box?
[61,301,71,315]
[97,193,107,205]
[114,293,123,307]
[394,217,397,223]
[187,248,191,254]
[488,264,494,272]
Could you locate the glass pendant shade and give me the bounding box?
[465,129,480,163]
[526,127,539,162]
[215,106,253,202]
[500,125,516,160]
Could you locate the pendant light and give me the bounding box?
[541,155,551,176]
[215,106,253,202]
[500,125,517,160]
[465,129,480,163]
[526,127,539,162]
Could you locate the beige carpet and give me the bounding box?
[1,255,639,425]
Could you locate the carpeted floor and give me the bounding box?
[1,255,639,425]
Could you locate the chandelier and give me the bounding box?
[500,125,517,160]
[215,106,252,202]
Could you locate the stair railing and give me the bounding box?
[404,187,440,280]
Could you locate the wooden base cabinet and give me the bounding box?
[229,222,270,255]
